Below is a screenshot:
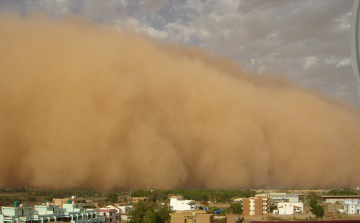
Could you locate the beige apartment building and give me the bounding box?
[243,195,271,215]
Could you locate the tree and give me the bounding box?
[201,200,209,206]
[129,201,153,223]
[107,192,118,203]
[27,196,36,202]
[229,202,243,214]
[148,193,157,203]
[157,193,168,202]
[310,205,324,218]
[307,192,322,201]
[156,205,172,223]
[143,209,157,223]
[309,198,318,208]
[129,202,172,223]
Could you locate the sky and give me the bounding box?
[1,0,359,108]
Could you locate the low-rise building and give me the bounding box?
[344,199,360,214]
[0,202,105,223]
[170,196,199,211]
[129,197,147,203]
[275,202,304,215]
[113,204,134,215]
[170,213,214,223]
[324,203,343,214]
[322,196,360,204]
[269,193,300,205]
[97,208,117,223]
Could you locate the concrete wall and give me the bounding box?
[53,198,69,206]
[170,214,214,223]
[325,203,343,213]
[196,214,214,223]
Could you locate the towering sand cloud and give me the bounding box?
[1,14,360,190]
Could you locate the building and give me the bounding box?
[275,202,304,215]
[170,213,215,223]
[128,197,147,203]
[113,204,133,215]
[170,196,200,211]
[0,202,105,223]
[243,197,261,215]
[344,199,360,214]
[225,214,244,223]
[97,208,117,223]
[324,203,343,214]
[255,194,271,214]
[52,198,70,206]
[322,196,360,204]
[269,193,300,205]
[243,195,271,216]
[106,204,133,222]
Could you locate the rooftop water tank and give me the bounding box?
[67,199,72,204]
[14,200,19,207]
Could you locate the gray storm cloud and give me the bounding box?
[1,14,360,190]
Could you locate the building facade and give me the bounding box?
[322,196,360,204]
[170,196,200,211]
[170,213,215,223]
[243,198,262,215]
[275,202,304,215]
[97,208,117,223]
[269,193,299,205]
[344,199,360,214]
[0,203,105,223]
[324,203,343,214]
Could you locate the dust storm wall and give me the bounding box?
[0,14,360,189]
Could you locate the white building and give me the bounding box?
[105,204,133,222]
[0,203,104,223]
[275,202,304,215]
[344,199,360,214]
[113,204,133,215]
[169,196,199,211]
[97,208,117,223]
[269,193,299,204]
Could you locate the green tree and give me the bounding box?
[307,192,322,201]
[157,193,168,202]
[156,205,172,223]
[229,202,243,214]
[309,198,318,208]
[310,205,324,218]
[107,192,118,203]
[148,193,157,203]
[129,201,153,223]
[143,209,157,223]
[27,196,36,202]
